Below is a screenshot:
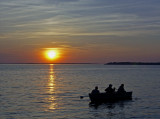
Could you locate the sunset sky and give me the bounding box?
[0,0,160,63]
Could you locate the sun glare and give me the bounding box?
[48,51,56,59]
[45,50,58,60]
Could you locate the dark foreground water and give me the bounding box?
[0,64,160,119]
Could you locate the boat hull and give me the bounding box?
[89,92,132,103]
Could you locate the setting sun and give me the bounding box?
[48,51,56,59]
[45,50,59,60]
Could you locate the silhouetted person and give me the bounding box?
[105,84,115,94]
[91,86,100,95]
[117,84,126,93]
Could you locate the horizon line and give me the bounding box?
[0,62,99,64]
[0,61,160,65]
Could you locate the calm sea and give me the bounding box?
[0,64,160,119]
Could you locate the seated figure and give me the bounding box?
[105,84,115,94]
[117,84,126,94]
[91,86,100,95]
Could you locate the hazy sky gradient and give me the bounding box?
[0,0,160,63]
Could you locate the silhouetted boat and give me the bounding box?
[89,92,132,103]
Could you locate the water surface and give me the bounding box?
[0,64,160,119]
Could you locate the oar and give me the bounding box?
[80,95,88,99]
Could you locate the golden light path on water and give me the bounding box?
[47,64,57,110]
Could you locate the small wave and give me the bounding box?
[34,101,46,103]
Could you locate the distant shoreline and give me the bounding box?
[105,62,160,65]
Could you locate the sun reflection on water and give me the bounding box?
[47,64,57,110]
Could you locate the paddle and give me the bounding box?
[80,95,88,99]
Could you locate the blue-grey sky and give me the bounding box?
[0,0,160,63]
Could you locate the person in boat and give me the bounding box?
[117,84,126,94]
[105,84,115,94]
[91,86,100,95]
